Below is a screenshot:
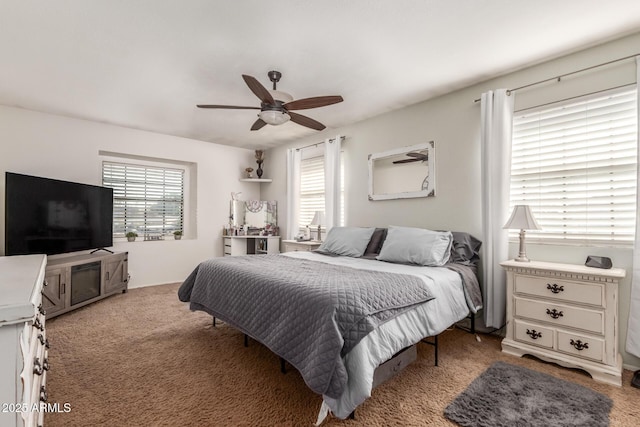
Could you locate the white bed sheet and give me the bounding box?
[281,251,470,423]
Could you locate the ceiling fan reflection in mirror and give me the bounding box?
[197,71,343,131]
[392,150,429,164]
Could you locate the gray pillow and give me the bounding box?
[317,227,376,257]
[376,226,453,266]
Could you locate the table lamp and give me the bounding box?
[503,205,541,262]
[309,211,325,242]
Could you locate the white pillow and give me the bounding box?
[376,226,452,266]
[317,227,376,257]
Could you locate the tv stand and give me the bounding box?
[90,247,114,254]
[42,251,128,318]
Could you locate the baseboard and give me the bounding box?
[623,362,640,372]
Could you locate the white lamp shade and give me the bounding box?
[258,110,290,126]
[503,205,541,230]
[309,211,325,226]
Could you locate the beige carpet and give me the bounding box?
[44,283,640,426]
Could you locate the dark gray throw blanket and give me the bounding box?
[444,263,483,314]
[178,255,435,398]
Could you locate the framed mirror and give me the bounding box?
[230,200,277,229]
[368,141,435,201]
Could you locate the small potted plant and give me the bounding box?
[173,230,183,240]
[125,231,138,242]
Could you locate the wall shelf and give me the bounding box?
[239,178,272,183]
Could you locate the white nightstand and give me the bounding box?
[281,240,322,253]
[500,259,625,386]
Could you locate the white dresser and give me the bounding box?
[223,236,280,256]
[501,260,625,386]
[0,255,48,427]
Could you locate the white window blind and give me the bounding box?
[298,155,344,232]
[102,162,184,237]
[299,156,325,229]
[510,86,638,245]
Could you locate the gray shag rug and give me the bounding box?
[444,361,613,427]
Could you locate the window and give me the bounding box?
[510,86,637,245]
[102,161,185,238]
[298,154,345,233]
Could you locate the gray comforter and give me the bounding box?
[178,254,435,398]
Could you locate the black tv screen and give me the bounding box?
[5,172,113,256]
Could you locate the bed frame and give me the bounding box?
[212,310,476,419]
[212,309,475,368]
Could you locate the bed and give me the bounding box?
[178,226,482,423]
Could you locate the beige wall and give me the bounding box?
[261,32,640,369]
[0,105,260,287]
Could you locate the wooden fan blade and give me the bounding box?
[288,112,325,131]
[250,118,267,131]
[393,158,421,164]
[284,95,343,111]
[242,75,275,104]
[197,104,260,110]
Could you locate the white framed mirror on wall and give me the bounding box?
[368,141,435,201]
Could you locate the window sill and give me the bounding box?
[509,238,633,249]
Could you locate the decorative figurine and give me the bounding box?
[245,167,254,178]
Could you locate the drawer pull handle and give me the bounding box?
[37,334,51,349]
[43,358,50,371]
[34,358,43,376]
[33,318,44,331]
[570,339,589,351]
[43,279,48,287]
[526,329,542,340]
[38,304,46,316]
[40,385,48,402]
[547,283,564,294]
[546,308,564,319]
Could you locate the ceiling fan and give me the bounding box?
[197,71,343,131]
[392,151,429,164]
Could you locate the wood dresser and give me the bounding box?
[0,255,48,427]
[501,259,625,386]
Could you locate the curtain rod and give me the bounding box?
[295,135,345,151]
[515,82,635,113]
[473,53,639,103]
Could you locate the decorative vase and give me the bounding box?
[255,150,265,178]
[256,160,263,178]
[127,236,135,242]
[174,235,182,240]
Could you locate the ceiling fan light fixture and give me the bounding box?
[258,110,291,126]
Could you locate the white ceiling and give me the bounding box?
[1,1,640,149]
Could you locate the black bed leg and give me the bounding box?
[434,334,439,367]
[244,334,249,347]
[349,411,355,420]
[213,317,216,327]
[421,335,439,366]
[470,312,476,334]
[280,357,287,374]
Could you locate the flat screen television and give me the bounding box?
[5,172,113,256]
